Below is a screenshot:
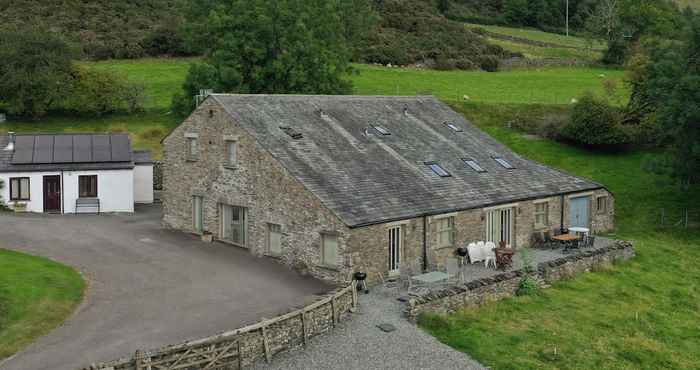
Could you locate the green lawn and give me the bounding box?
[419,102,700,370]
[467,23,606,50]
[0,249,85,360]
[0,59,627,158]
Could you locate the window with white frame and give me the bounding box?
[226,140,237,166]
[321,233,338,267]
[436,216,455,247]
[597,196,608,214]
[9,177,30,201]
[535,202,548,229]
[267,223,282,255]
[486,207,514,247]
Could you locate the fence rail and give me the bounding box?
[659,209,700,228]
[84,281,357,370]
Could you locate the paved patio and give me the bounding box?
[456,237,617,282]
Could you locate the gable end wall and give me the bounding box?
[162,99,351,284]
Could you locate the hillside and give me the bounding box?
[0,0,185,60]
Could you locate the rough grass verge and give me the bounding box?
[0,249,85,360]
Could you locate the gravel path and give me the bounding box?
[253,290,486,370]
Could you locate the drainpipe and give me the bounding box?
[61,170,65,214]
[560,194,565,233]
[422,215,428,272]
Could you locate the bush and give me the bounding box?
[516,276,540,296]
[61,67,145,115]
[563,93,630,146]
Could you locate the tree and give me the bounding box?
[174,0,375,115]
[642,15,700,184]
[0,29,74,118]
[563,92,629,146]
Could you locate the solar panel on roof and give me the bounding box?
[73,135,93,162]
[110,135,131,162]
[11,136,36,164]
[92,135,112,162]
[33,135,54,163]
[53,135,73,163]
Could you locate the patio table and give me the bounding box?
[411,271,449,284]
[552,234,580,242]
[569,227,590,236]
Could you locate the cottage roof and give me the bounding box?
[0,133,147,172]
[211,94,603,227]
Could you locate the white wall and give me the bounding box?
[133,164,154,204]
[0,169,134,213]
[0,171,59,213]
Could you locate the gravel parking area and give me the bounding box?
[253,290,485,370]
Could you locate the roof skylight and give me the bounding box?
[373,125,391,136]
[463,159,486,173]
[494,157,514,169]
[426,162,451,177]
[444,121,463,132]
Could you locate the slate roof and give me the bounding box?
[211,94,604,228]
[133,150,153,164]
[0,133,145,173]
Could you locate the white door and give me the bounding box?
[486,208,514,247]
[193,196,204,233]
[389,226,402,274]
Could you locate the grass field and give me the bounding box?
[467,23,606,50]
[487,37,603,61]
[0,249,85,360]
[0,59,627,158]
[419,102,700,370]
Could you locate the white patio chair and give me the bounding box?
[484,242,497,269]
[467,242,481,264]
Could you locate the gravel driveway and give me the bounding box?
[0,205,329,370]
[253,289,486,370]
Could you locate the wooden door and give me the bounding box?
[43,175,61,213]
[570,196,590,229]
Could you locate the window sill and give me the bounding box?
[186,158,199,162]
[265,253,282,259]
[317,264,340,272]
[223,164,238,170]
[10,199,30,202]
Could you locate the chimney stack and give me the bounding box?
[4,132,15,151]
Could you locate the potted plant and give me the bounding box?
[201,231,214,243]
[12,202,27,212]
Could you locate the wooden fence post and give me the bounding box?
[351,280,358,311]
[134,350,145,370]
[330,297,336,327]
[261,323,271,363]
[237,341,243,370]
[300,310,307,346]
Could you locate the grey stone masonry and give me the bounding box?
[404,240,635,321]
[162,96,616,285]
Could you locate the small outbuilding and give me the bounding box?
[0,132,153,213]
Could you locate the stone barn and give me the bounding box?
[162,95,614,284]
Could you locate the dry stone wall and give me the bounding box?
[405,240,635,321]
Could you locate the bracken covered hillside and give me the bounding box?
[359,0,514,70]
[0,0,186,59]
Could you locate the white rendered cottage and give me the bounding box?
[0,133,153,213]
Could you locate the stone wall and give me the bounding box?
[350,189,615,285]
[84,283,357,370]
[162,99,353,284]
[152,160,163,191]
[404,240,634,321]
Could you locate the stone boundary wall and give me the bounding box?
[499,57,600,71]
[405,241,635,321]
[152,160,163,191]
[83,282,357,370]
